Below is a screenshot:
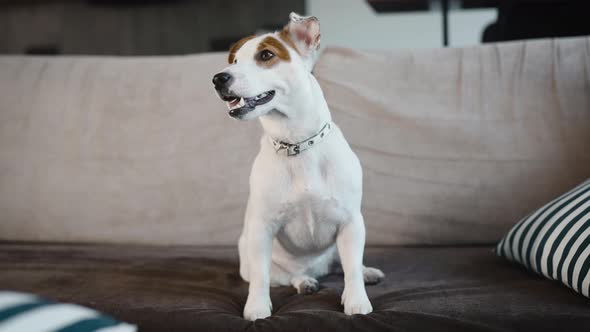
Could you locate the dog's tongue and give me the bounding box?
[226,97,245,110]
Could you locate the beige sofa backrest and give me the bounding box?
[1,37,589,246]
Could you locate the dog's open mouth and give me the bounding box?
[220,90,275,117]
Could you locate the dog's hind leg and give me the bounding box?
[332,252,385,285]
[291,275,320,294]
[363,266,385,285]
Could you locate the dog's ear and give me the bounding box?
[280,12,320,70]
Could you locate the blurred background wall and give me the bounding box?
[0,0,305,55]
[307,0,496,49]
[0,0,588,55]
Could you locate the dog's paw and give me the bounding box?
[243,296,272,321]
[363,266,385,285]
[293,276,320,295]
[341,287,372,315]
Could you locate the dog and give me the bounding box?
[212,12,384,321]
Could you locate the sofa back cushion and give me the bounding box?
[0,37,589,246]
[314,37,590,245]
[0,53,260,246]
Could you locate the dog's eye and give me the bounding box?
[259,50,275,62]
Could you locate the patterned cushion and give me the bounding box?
[0,291,135,332]
[496,178,590,297]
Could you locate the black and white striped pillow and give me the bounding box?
[496,178,590,297]
[0,291,136,332]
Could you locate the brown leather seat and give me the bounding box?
[2,243,589,332]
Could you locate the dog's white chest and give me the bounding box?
[249,128,362,257]
[272,161,351,255]
[275,195,341,254]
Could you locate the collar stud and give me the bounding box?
[270,122,333,156]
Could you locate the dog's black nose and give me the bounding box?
[212,72,233,89]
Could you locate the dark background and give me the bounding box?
[0,0,588,55]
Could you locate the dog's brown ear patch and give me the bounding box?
[228,35,256,64]
[278,28,299,54]
[255,36,291,68]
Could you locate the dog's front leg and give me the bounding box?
[337,215,372,315]
[243,222,275,321]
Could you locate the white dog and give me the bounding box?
[213,12,384,321]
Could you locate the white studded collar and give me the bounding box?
[269,122,333,156]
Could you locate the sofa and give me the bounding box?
[1,36,589,331]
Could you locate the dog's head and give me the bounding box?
[212,12,321,120]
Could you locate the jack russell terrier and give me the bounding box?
[212,12,384,321]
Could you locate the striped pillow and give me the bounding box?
[496,178,590,297]
[0,291,136,332]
